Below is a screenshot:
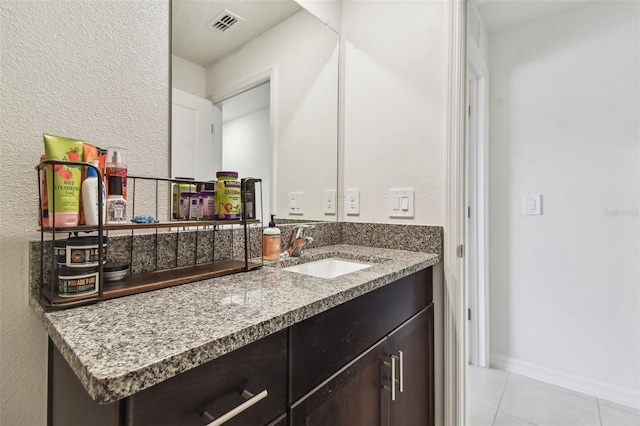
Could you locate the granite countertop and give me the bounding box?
[32,244,440,404]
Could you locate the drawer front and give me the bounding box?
[290,267,432,403]
[127,329,287,426]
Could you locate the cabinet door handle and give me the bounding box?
[398,350,404,392]
[202,389,268,426]
[383,356,397,401]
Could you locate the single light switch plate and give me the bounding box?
[289,192,304,215]
[523,194,542,215]
[346,190,360,215]
[324,190,336,215]
[388,190,414,218]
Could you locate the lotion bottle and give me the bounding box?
[106,175,127,224]
[82,160,106,226]
[263,215,281,261]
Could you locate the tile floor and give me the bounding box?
[467,365,640,426]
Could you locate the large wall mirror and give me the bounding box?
[171,0,339,221]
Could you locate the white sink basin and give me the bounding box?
[283,258,373,279]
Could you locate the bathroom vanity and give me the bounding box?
[36,245,439,426]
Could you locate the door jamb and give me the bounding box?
[466,41,491,368]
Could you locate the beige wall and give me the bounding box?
[0,1,169,424]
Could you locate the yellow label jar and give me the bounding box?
[216,171,242,220]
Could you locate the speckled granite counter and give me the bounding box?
[31,244,439,404]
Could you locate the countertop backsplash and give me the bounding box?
[29,221,442,295]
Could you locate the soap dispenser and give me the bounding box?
[263,215,281,261]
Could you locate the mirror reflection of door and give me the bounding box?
[217,82,271,219]
[171,89,215,181]
[171,82,272,219]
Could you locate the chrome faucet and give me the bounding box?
[281,224,314,257]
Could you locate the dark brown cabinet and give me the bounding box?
[49,329,287,426]
[290,338,389,426]
[49,268,434,426]
[389,306,434,426]
[288,268,434,426]
[126,328,287,426]
[289,306,434,426]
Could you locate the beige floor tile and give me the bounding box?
[494,412,537,426]
[498,374,600,426]
[599,399,640,416]
[468,400,498,426]
[600,404,640,426]
[508,373,597,402]
[468,365,510,409]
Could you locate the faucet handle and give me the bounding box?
[292,224,314,239]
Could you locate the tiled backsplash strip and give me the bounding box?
[30,222,441,292]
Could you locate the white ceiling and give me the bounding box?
[472,0,596,33]
[172,0,302,67]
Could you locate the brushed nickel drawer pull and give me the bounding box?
[383,356,397,401]
[202,389,268,426]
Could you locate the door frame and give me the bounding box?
[465,37,491,368]
[444,0,467,425]
[209,66,279,216]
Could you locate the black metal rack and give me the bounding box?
[36,160,263,310]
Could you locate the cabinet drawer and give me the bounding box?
[290,268,432,403]
[127,329,287,426]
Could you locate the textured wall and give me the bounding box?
[341,1,447,225]
[0,1,169,423]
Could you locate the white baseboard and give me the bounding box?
[491,353,640,410]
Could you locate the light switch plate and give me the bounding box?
[346,190,360,215]
[324,190,336,215]
[523,194,542,215]
[289,192,304,215]
[388,190,414,218]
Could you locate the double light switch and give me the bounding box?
[388,190,414,218]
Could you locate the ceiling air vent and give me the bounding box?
[209,10,244,32]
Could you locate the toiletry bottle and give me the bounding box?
[82,160,106,226]
[106,175,127,223]
[171,177,195,219]
[43,134,84,227]
[263,215,281,261]
[105,148,127,200]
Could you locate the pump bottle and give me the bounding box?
[263,215,281,261]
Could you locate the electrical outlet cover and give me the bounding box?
[324,190,336,215]
[346,190,360,215]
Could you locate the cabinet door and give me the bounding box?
[290,268,431,403]
[290,338,390,426]
[127,329,287,426]
[388,305,434,426]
